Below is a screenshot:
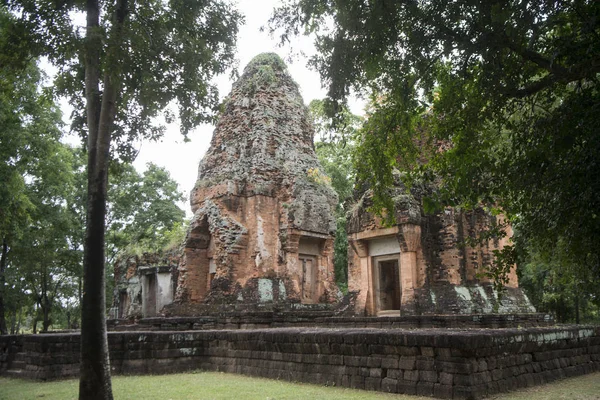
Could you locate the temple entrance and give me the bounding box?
[373,255,401,314]
[118,290,129,319]
[142,273,157,317]
[300,254,317,303]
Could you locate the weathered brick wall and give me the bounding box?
[2,325,599,399]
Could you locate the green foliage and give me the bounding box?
[310,99,360,205]
[2,132,185,332]
[247,53,288,70]
[0,14,70,332]
[6,142,83,332]
[3,144,187,331]
[519,239,600,323]
[305,167,332,186]
[0,57,63,243]
[240,53,288,94]
[311,99,360,291]
[272,0,600,286]
[5,0,244,161]
[106,162,185,262]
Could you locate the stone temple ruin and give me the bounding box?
[4,54,600,400]
[114,53,339,318]
[175,52,339,309]
[113,53,534,319]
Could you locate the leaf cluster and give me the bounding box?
[4,0,243,161]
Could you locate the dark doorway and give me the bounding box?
[377,258,401,311]
[118,290,129,319]
[300,254,317,303]
[143,273,157,317]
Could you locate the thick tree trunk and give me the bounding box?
[575,295,580,324]
[0,237,8,335]
[79,0,113,398]
[79,0,128,398]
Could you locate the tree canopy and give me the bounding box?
[271,0,600,283]
[0,10,66,332]
[310,98,361,291]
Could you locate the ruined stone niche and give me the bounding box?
[112,251,179,319]
[172,53,340,310]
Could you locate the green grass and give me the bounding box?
[0,371,599,400]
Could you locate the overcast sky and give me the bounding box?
[129,0,332,211]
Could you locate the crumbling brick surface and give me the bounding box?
[347,172,531,315]
[174,53,339,309]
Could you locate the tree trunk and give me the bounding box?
[79,0,112,398]
[0,237,8,335]
[575,294,580,324]
[9,309,16,335]
[16,307,22,334]
[42,295,51,332]
[79,0,128,398]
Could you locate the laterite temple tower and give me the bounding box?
[174,53,339,308]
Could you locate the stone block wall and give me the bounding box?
[0,335,23,374]
[2,325,600,399]
[107,313,554,331]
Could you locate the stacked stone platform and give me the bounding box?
[106,313,554,332]
[2,324,599,399]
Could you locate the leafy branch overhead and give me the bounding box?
[5,0,244,161]
[270,0,600,279]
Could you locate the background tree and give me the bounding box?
[310,99,360,291]
[106,163,185,264]
[5,2,242,397]
[271,0,600,290]
[519,239,600,323]
[8,143,80,333]
[0,11,65,333]
[2,143,187,333]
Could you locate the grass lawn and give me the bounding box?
[1,371,599,400]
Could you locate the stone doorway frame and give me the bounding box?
[372,254,401,315]
[349,224,421,316]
